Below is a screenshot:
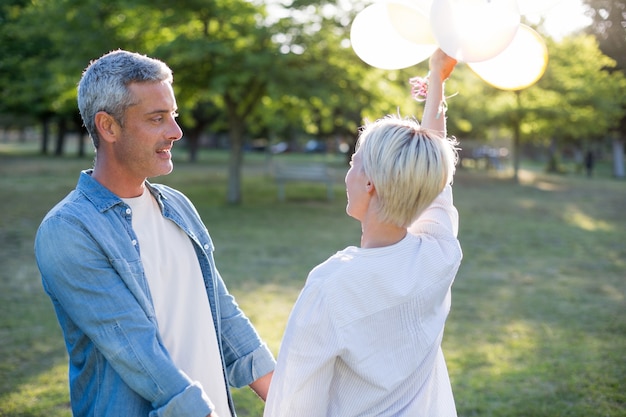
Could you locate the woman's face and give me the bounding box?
[345,150,370,221]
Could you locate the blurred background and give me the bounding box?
[1,0,625,203]
[0,1,625,416]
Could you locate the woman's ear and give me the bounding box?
[366,180,375,194]
[94,111,119,144]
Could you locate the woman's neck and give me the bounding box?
[360,220,407,249]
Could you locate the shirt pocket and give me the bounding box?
[109,257,154,318]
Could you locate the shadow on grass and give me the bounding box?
[1,152,624,417]
[446,169,626,416]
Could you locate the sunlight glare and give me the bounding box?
[468,25,548,90]
[430,0,520,62]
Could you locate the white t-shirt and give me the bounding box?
[123,188,232,417]
[265,185,462,417]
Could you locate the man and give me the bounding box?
[35,49,274,417]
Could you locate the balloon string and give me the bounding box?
[409,75,429,102]
[408,74,458,118]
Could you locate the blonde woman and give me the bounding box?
[264,49,461,417]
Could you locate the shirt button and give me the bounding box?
[132,240,137,246]
[203,244,210,250]
[126,208,132,215]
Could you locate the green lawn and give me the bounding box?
[0,147,624,416]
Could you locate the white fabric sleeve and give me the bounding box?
[264,282,339,417]
[408,185,458,238]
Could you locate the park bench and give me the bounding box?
[273,162,335,201]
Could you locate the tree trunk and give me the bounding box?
[546,137,559,173]
[226,123,244,204]
[512,91,522,183]
[512,120,521,183]
[76,113,87,158]
[185,124,204,163]
[612,135,625,178]
[225,94,245,204]
[40,116,50,155]
[55,118,67,156]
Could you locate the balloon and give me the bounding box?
[468,24,548,90]
[430,0,521,63]
[516,0,562,15]
[387,1,437,46]
[350,2,437,70]
[397,0,433,16]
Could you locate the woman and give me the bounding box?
[264,49,462,417]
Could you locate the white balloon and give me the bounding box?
[431,0,521,63]
[468,24,548,90]
[516,0,562,15]
[387,1,437,46]
[350,2,437,70]
[398,0,433,16]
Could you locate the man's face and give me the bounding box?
[113,81,183,181]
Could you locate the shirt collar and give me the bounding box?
[76,170,166,213]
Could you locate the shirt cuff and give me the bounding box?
[227,343,276,388]
[149,382,213,417]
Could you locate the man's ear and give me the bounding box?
[94,111,119,144]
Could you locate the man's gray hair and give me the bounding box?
[77,50,173,148]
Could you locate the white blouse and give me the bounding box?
[265,185,462,417]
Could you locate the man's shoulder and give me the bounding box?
[41,188,88,221]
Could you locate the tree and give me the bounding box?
[146,0,285,204]
[262,2,376,160]
[537,34,625,177]
[0,0,146,156]
[0,0,60,154]
[584,0,626,70]
[455,33,626,181]
[1,0,286,202]
[583,0,626,177]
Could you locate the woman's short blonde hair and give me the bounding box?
[356,114,458,228]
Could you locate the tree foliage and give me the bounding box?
[540,35,625,140]
[1,0,625,200]
[584,0,626,70]
[583,0,626,177]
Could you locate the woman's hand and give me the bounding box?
[421,49,457,134]
[429,49,457,82]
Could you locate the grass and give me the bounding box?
[0,145,624,416]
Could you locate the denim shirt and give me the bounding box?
[34,170,275,417]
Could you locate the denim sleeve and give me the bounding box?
[213,267,276,388]
[35,214,213,416]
